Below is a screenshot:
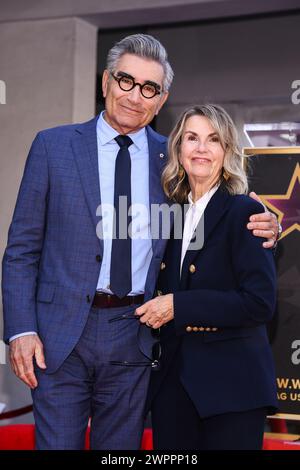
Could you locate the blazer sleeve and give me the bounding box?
[173,198,277,334]
[2,132,49,342]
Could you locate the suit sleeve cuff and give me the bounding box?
[9,332,37,342]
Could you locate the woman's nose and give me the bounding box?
[195,140,208,152]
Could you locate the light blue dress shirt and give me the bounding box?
[96,112,153,295]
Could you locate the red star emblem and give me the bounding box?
[259,163,300,240]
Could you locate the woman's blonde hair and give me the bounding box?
[162,104,248,203]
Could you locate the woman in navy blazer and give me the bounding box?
[136,104,278,450]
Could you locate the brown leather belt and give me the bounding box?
[92,292,144,309]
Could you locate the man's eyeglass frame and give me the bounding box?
[110,72,162,99]
[108,312,161,370]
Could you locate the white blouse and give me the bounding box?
[180,184,219,275]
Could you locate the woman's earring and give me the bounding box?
[223,168,230,181]
[178,164,186,180]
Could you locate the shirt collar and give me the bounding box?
[97,111,147,150]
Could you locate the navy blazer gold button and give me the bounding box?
[189,264,196,273]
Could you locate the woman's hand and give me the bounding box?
[135,294,174,329]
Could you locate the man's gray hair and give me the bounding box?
[106,34,174,92]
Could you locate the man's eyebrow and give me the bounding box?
[144,80,161,90]
[116,71,134,79]
[116,71,161,90]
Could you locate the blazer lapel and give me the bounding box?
[71,116,103,252]
[168,207,184,293]
[180,185,231,288]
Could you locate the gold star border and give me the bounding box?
[259,163,300,240]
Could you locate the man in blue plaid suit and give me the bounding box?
[2,34,278,449]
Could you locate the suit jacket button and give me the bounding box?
[189,264,196,273]
[96,254,102,262]
[193,327,199,332]
[160,262,166,270]
[186,326,192,332]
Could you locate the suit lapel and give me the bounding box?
[146,126,170,258]
[180,185,231,288]
[138,126,169,360]
[71,116,102,252]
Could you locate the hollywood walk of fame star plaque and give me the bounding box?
[244,147,300,418]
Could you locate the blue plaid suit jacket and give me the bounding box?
[2,116,169,373]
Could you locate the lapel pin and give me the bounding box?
[159,153,164,159]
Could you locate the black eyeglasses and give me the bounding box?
[111,72,161,99]
[110,342,161,370]
[109,316,161,370]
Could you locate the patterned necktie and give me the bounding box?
[110,135,133,298]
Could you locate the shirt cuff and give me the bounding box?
[9,332,37,342]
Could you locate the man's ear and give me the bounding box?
[155,91,169,115]
[102,69,110,98]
